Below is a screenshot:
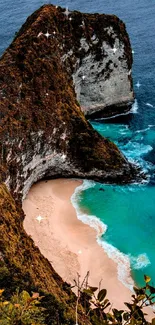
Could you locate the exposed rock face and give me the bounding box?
[60,10,134,117]
[0,4,137,322]
[0,4,137,203]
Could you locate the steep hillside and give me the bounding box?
[0,5,137,202]
[0,4,139,324]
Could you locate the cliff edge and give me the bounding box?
[14,4,134,119]
[0,4,137,324]
[0,4,137,202]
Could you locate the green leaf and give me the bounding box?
[124,302,133,311]
[144,275,151,283]
[21,290,30,302]
[97,289,107,302]
[133,287,145,296]
[103,302,111,310]
[88,286,98,293]
[133,286,139,295]
[112,308,124,316]
[137,294,146,301]
[136,307,144,320]
[107,312,114,321]
[103,298,109,306]
[0,289,4,296]
[83,289,93,297]
[149,286,155,294]
[123,312,130,321]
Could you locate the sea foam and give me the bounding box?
[94,99,139,121]
[131,98,139,113]
[71,181,133,290]
[71,180,107,236]
[145,103,154,108]
[97,238,134,291]
[71,180,150,291]
[123,142,153,157]
[131,253,151,270]
[135,124,155,134]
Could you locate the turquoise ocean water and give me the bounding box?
[0,0,155,289]
[72,113,155,289]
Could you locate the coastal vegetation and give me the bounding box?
[0,4,152,325]
[1,269,155,324]
[0,289,45,325]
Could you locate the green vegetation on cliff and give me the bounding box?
[0,4,145,325]
[1,273,155,324]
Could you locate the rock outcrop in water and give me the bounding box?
[0,4,136,201]
[70,13,134,118]
[0,4,137,323]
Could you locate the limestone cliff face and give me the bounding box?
[0,5,138,322]
[60,9,134,117]
[0,5,137,203]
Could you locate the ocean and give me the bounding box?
[1,0,155,289]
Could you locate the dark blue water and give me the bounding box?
[1,0,155,288]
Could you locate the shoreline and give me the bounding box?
[71,180,135,292]
[23,178,133,310]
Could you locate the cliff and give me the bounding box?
[63,10,134,118]
[0,183,92,324]
[15,4,134,119]
[0,4,137,324]
[0,4,137,202]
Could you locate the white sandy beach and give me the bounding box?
[22,178,136,310]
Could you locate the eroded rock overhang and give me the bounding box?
[0,4,138,203]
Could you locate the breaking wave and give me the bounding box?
[71,180,106,236]
[131,98,139,113]
[131,254,151,270]
[94,99,139,121]
[71,180,150,291]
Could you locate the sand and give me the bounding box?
[22,179,141,311]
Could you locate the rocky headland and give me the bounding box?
[0,4,138,324]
